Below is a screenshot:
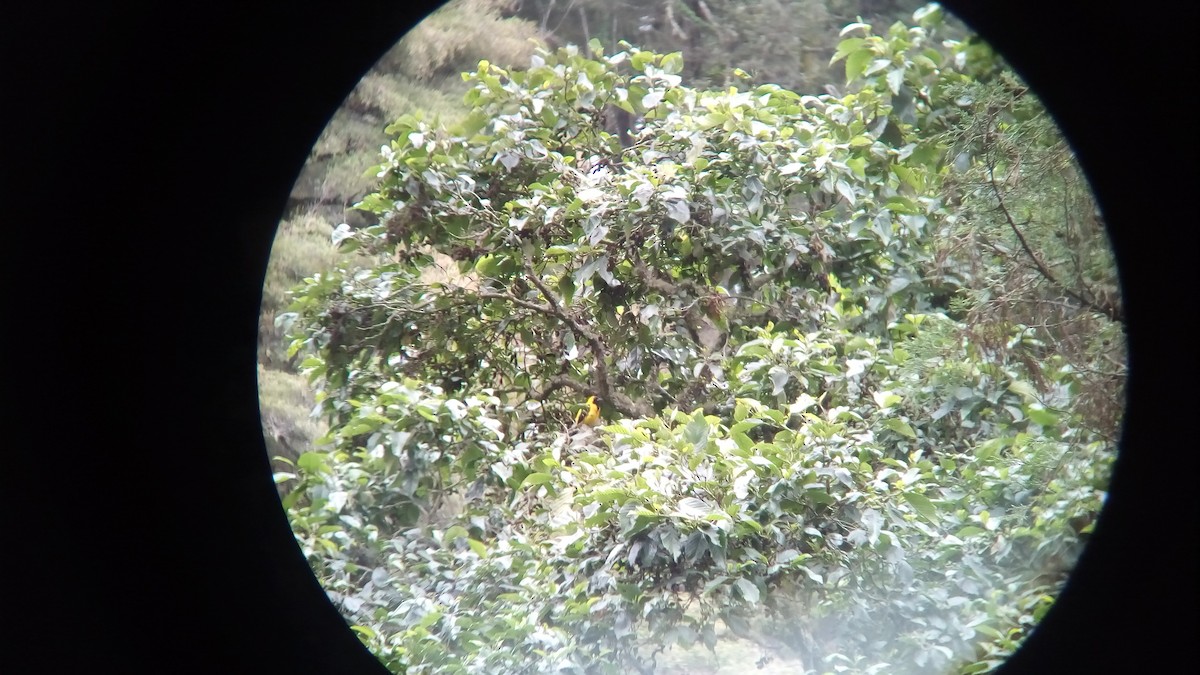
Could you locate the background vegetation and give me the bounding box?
[258,2,1123,672]
[259,0,954,470]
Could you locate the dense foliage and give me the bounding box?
[274,5,1120,673]
[258,0,544,472]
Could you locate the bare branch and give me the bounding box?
[984,154,1122,324]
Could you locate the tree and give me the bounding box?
[275,6,1117,673]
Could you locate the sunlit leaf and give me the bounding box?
[846,48,873,82]
[1026,406,1059,427]
[521,472,554,487]
[676,497,715,518]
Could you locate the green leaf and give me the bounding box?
[454,109,489,137]
[734,578,760,604]
[660,51,684,75]
[776,549,802,564]
[872,390,902,408]
[836,178,855,204]
[573,255,605,287]
[865,58,891,77]
[1008,380,1039,402]
[585,510,614,527]
[683,412,710,450]
[676,497,715,518]
[624,511,661,538]
[417,610,442,629]
[798,565,824,584]
[281,489,303,511]
[903,491,939,522]
[768,366,790,396]
[588,488,629,505]
[296,452,331,476]
[666,199,690,224]
[893,163,921,190]
[521,472,554,487]
[443,525,469,543]
[832,37,866,64]
[884,195,918,214]
[913,4,944,26]
[474,254,500,276]
[731,430,754,452]
[736,516,763,534]
[882,418,917,439]
[975,436,1006,460]
[556,274,575,304]
[846,156,867,178]
[846,48,873,83]
[545,244,578,257]
[467,538,488,557]
[1025,405,1058,427]
[703,575,729,595]
[839,22,872,37]
[632,50,655,72]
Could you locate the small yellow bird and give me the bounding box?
[576,395,601,426]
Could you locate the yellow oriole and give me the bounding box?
[575,395,601,426]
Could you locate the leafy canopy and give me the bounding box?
[276,6,1116,674]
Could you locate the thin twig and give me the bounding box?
[984,154,1122,323]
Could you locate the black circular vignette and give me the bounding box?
[4,2,1195,673]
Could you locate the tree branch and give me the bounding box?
[985,155,1122,324]
[519,257,654,418]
